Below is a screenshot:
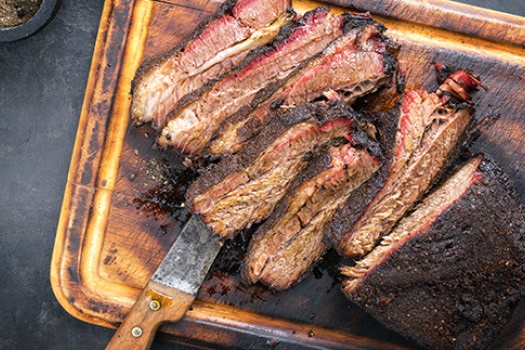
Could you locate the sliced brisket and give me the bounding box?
[341,155,525,350]
[209,17,395,156]
[246,143,380,290]
[158,7,348,155]
[341,155,484,292]
[131,0,292,129]
[337,71,483,257]
[186,101,359,239]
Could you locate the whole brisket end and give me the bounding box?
[187,101,360,239]
[208,15,395,156]
[342,156,525,350]
[131,0,292,128]
[158,7,346,155]
[246,144,380,290]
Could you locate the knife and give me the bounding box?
[106,215,222,350]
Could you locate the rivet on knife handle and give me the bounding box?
[105,280,195,350]
[106,215,222,350]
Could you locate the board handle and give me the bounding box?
[106,280,194,350]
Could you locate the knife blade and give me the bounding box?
[106,215,222,350]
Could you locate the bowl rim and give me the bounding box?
[0,0,61,42]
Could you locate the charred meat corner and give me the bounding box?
[341,155,525,350]
[131,0,292,129]
[337,70,483,258]
[186,101,361,239]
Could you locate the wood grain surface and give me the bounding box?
[51,0,525,349]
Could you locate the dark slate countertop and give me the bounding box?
[1,1,524,349]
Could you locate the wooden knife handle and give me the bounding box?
[106,280,195,350]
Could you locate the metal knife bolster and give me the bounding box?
[151,215,223,297]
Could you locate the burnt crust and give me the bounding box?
[346,155,525,350]
[382,52,398,79]
[341,12,377,32]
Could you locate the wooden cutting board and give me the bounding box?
[50,0,525,349]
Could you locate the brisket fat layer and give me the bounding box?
[246,144,380,290]
[336,71,483,257]
[158,7,345,155]
[186,101,359,239]
[341,155,525,350]
[208,14,396,156]
[131,0,292,129]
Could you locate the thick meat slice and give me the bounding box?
[341,156,525,350]
[246,144,380,290]
[323,94,399,249]
[338,71,483,257]
[187,101,359,239]
[158,7,348,155]
[210,17,395,156]
[131,0,292,128]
